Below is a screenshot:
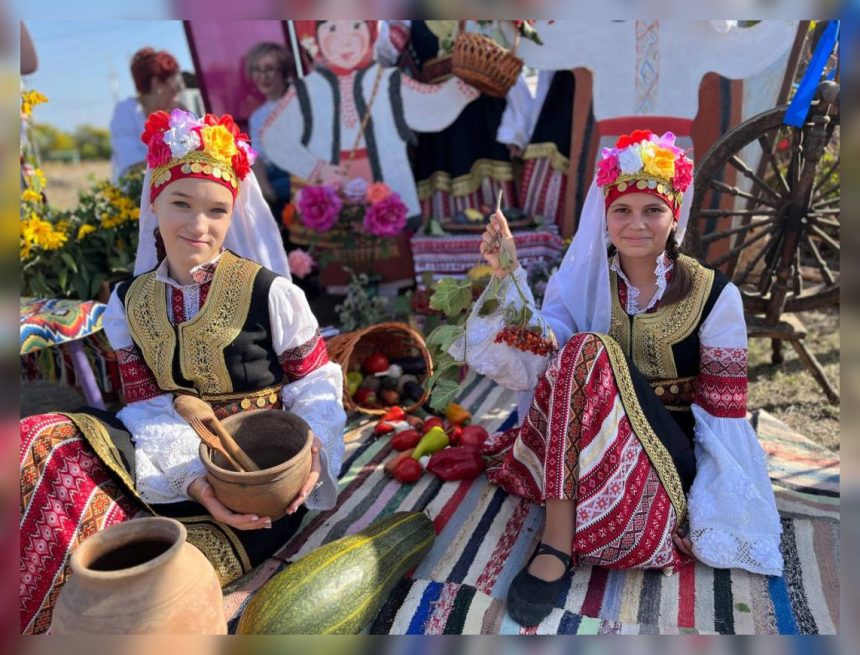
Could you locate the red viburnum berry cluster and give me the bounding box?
[494,325,555,356]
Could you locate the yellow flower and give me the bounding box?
[20,242,32,260]
[642,145,676,180]
[200,125,238,163]
[77,224,96,240]
[33,168,47,190]
[56,219,70,234]
[40,229,68,250]
[21,90,47,118]
[21,189,42,203]
[101,211,123,229]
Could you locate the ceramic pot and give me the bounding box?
[200,410,313,520]
[50,517,226,634]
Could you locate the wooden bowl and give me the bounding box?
[199,410,313,520]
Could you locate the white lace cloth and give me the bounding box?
[104,257,346,510]
[450,265,784,576]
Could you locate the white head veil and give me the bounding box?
[542,177,694,334]
[134,167,292,279]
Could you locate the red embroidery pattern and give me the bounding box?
[279,329,329,382]
[695,346,748,418]
[482,333,683,570]
[169,287,184,325]
[116,346,161,403]
[402,75,446,94]
[19,414,138,633]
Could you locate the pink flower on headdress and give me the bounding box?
[288,248,316,279]
[363,192,408,237]
[298,185,342,232]
[596,152,621,186]
[672,155,693,192]
[650,131,685,156]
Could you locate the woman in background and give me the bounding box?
[110,47,184,182]
[246,42,294,219]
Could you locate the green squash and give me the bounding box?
[236,511,435,634]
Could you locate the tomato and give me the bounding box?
[422,417,445,433]
[362,352,390,374]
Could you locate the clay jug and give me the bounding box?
[50,517,226,634]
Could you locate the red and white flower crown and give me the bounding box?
[141,109,257,202]
[596,129,694,217]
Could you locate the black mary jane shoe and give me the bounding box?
[506,542,572,627]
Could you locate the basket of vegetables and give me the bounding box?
[326,322,433,415]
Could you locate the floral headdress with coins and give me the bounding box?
[596,130,694,218]
[141,109,257,202]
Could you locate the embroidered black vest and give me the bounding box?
[608,255,730,437]
[118,251,284,399]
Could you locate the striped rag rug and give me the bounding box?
[222,374,840,635]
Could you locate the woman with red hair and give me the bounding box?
[109,47,185,182]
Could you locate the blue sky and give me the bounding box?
[23,21,195,132]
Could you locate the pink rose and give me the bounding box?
[287,248,316,279]
[366,182,392,204]
[596,154,621,187]
[672,156,693,193]
[363,193,408,237]
[297,185,342,232]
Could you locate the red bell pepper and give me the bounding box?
[384,448,415,475]
[391,457,423,483]
[446,424,463,446]
[381,406,406,423]
[374,422,396,436]
[391,429,421,451]
[459,425,490,450]
[427,447,485,481]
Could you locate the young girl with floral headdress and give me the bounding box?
[453,129,783,627]
[19,109,345,634]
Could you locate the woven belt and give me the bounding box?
[203,385,284,420]
[650,376,697,411]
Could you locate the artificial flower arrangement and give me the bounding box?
[291,178,409,275]
[423,130,693,410]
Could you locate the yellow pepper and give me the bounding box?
[445,403,472,426]
[411,426,450,460]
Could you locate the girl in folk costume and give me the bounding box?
[19,109,347,634]
[452,130,783,626]
[260,20,479,288]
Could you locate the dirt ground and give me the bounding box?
[41,159,112,211]
[30,160,841,452]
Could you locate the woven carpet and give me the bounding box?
[222,374,840,635]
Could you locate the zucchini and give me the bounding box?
[236,511,435,634]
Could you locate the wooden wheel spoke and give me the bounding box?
[810,225,840,252]
[812,156,839,195]
[802,233,837,286]
[812,184,839,205]
[812,196,840,209]
[728,155,784,203]
[758,133,792,196]
[711,224,778,268]
[793,248,803,296]
[809,216,840,228]
[736,231,778,286]
[698,209,778,217]
[708,179,780,208]
[699,217,777,244]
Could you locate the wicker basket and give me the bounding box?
[451,31,523,98]
[326,322,433,415]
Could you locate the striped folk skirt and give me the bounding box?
[19,411,305,634]
[482,332,696,572]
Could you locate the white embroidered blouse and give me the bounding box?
[450,256,784,576]
[103,254,346,510]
